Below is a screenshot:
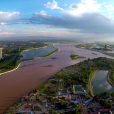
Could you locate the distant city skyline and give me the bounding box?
[0,0,114,40]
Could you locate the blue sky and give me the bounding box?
[1,0,114,40]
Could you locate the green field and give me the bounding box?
[74,86,83,92]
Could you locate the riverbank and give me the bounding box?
[19,45,48,60]
[42,45,60,57]
[0,44,59,76]
[75,45,114,58]
[107,70,114,88]
[20,45,48,55]
[87,70,98,97]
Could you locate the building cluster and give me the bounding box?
[93,44,113,51]
[5,77,114,114]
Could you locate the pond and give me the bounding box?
[21,45,56,60]
[91,70,114,95]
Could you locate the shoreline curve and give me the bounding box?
[107,70,114,88]
[0,44,59,76]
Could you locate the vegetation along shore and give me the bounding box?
[0,44,59,76]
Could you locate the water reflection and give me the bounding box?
[92,71,114,95]
[21,46,56,60]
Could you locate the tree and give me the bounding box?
[75,106,83,114]
[36,95,39,101]
[56,101,70,109]
[49,96,53,101]
[88,58,90,61]
[79,107,83,113]
[49,109,55,114]
[69,87,73,92]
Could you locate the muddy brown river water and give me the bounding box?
[0,44,114,114]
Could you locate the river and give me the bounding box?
[0,44,114,113]
[92,70,114,95]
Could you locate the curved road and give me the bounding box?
[0,44,113,114]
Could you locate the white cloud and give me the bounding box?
[0,11,20,22]
[44,0,63,10]
[0,22,6,25]
[31,11,51,18]
[106,4,114,12]
[105,5,114,17]
[0,11,20,15]
[37,11,47,16]
[103,2,106,4]
[68,0,102,16]
[109,15,114,18]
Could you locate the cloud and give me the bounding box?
[29,11,114,34]
[105,4,114,17]
[105,4,114,12]
[0,22,6,25]
[28,27,37,29]
[35,11,47,16]
[68,0,102,16]
[69,4,78,9]
[0,11,21,22]
[103,2,106,4]
[0,32,15,35]
[0,11,20,15]
[44,0,63,10]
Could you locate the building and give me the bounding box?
[98,109,112,114]
[0,48,2,59]
[104,44,108,49]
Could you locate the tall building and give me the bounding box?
[104,44,108,49]
[0,48,2,59]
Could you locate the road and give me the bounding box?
[0,52,19,67]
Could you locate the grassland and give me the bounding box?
[92,53,97,55]
[70,54,86,60]
[76,44,92,49]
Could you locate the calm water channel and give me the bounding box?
[21,45,56,60]
[92,70,114,95]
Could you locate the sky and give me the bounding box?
[1,0,114,40]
